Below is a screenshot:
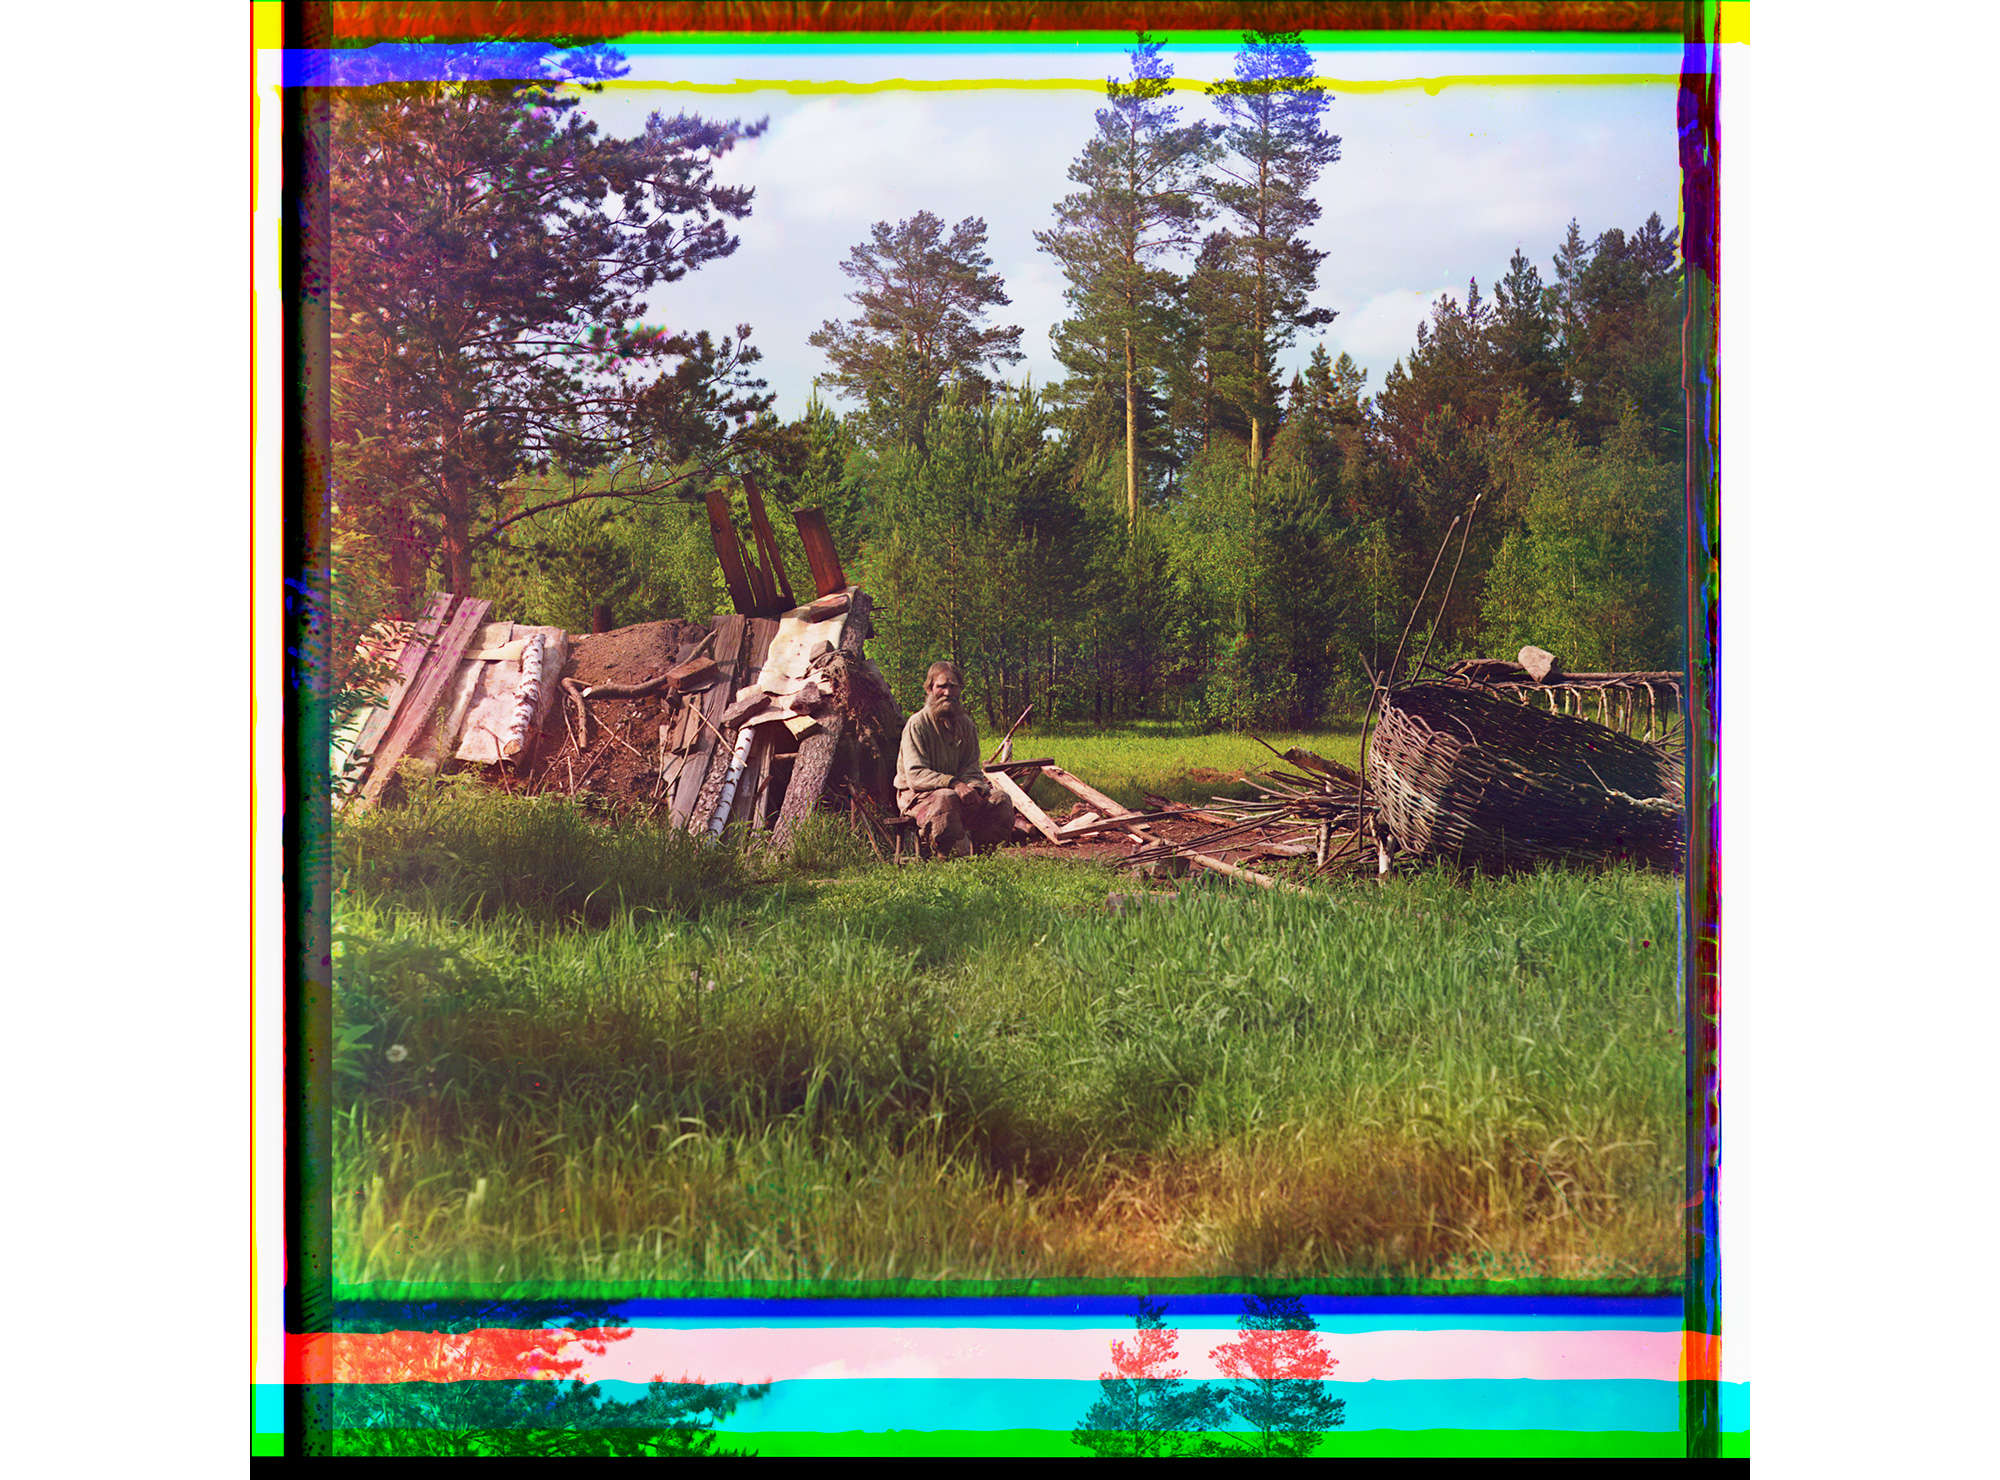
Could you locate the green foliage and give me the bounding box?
[1148,444,1367,729]
[1479,405,1685,670]
[769,392,869,575]
[857,386,1108,723]
[1038,35,1219,524]
[809,212,1025,452]
[329,42,770,609]
[502,474,723,632]
[327,1376,770,1457]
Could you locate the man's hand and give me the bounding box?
[953,778,989,803]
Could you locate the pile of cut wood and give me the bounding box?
[334,480,931,837]
[331,594,570,808]
[334,585,914,845]
[1110,651,1688,880]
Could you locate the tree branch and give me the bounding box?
[473,463,721,546]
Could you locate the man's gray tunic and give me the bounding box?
[895,706,983,799]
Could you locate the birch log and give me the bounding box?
[499,632,546,760]
[708,727,757,836]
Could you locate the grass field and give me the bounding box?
[994,717,1367,812]
[330,734,1684,1291]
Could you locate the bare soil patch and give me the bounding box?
[512,620,713,807]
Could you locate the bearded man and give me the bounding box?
[895,661,1016,857]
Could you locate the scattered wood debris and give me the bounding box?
[332,488,1686,884]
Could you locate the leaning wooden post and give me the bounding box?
[771,589,873,851]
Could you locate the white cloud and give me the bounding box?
[748,95,1018,229]
[580,50,1680,422]
[1322,287,1455,388]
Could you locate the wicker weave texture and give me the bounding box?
[1368,683,1684,871]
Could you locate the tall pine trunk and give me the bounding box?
[1123,327,1138,531]
[385,498,421,618]
[442,520,474,601]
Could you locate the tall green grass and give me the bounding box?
[335,771,748,925]
[333,798,1683,1287]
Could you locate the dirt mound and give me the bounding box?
[509,620,716,807]
[566,620,711,689]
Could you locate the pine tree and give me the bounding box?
[1206,1294,1346,1458]
[1170,232,1256,461]
[1038,34,1219,530]
[322,1297,772,1457]
[808,212,1025,453]
[1567,212,1683,456]
[1272,342,1368,496]
[1490,248,1569,424]
[1070,1296,1225,1458]
[1201,30,1342,468]
[329,42,772,612]
[1549,216,1593,395]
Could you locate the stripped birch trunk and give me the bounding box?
[708,727,758,836]
[499,632,546,760]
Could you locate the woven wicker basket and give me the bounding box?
[1368,682,1684,871]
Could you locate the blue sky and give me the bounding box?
[573,37,1683,421]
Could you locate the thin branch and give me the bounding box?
[474,463,721,546]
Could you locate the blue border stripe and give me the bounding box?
[332,1294,1683,1328]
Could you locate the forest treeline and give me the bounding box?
[325,33,1686,732]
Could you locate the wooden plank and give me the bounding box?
[792,506,846,597]
[1055,809,1182,838]
[728,726,775,831]
[358,596,490,805]
[715,617,781,831]
[770,588,873,850]
[669,615,750,829]
[740,525,779,614]
[705,488,759,615]
[985,757,1055,776]
[986,767,1061,844]
[338,592,456,792]
[1147,800,1239,827]
[1042,763,1314,895]
[674,699,704,754]
[1039,765,1132,821]
[741,469,796,611]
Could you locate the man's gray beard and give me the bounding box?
[927,698,961,725]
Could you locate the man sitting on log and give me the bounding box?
[895,661,1015,858]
